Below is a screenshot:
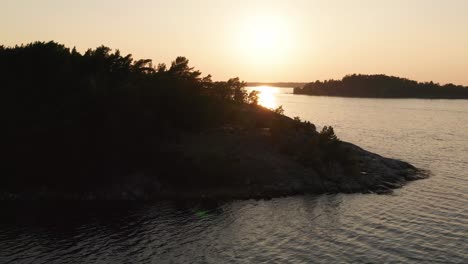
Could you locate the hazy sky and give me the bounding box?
[2,0,468,84]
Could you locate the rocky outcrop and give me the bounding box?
[1,126,428,201]
[320,142,428,194]
[149,128,428,199]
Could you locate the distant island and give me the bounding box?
[0,42,427,201]
[247,82,306,88]
[294,74,468,99]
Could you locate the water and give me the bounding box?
[1,88,467,263]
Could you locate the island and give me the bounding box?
[247,82,306,88]
[0,42,428,201]
[294,74,468,99]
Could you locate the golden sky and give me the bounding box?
[1,0,468,85]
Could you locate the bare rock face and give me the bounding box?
[324,142,428,194]
[145,127,428,200]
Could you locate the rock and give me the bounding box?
[0,123,428,201]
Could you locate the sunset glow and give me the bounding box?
[235,15,292,66]
[1,0,468,84]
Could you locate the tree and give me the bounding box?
[273,105,284,115]
[319,126,339,143]
[247,90,259,105]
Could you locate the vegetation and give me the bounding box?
[1,41,346,196]
[294,74,468,98]
[0,41,262,191]
[273,105,285,115]
[269,114,352,177]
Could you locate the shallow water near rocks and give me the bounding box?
[1,88,467,263]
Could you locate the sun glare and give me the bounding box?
[235,16,292,65]
[250,23,278,51]
[250,86,279,109]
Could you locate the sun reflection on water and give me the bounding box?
[250,86,279,109]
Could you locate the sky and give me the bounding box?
[1,0,468,84]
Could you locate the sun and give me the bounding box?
[250,23,278,51]
[235,15,291,65]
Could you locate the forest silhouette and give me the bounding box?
[1,41,264,192]
[2,41,344,194]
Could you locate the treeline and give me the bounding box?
[247,82,306,88]
[0,41,260,191]
[294,74,468,98]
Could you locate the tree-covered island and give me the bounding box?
[1,42,427,200]
[294,74,468,98]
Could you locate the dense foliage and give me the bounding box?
[1,41,260,191]
[294,74,468,98]
[1,41,348,195]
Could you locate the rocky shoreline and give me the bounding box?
[1,127,428,201]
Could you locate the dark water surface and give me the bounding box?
[1,88,467,263]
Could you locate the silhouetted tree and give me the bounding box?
[1,41,350,194]
[247,90,259,105]
[0,41,259,191]
[273,105,284,115]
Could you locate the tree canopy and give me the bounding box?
[0,41,258,191]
